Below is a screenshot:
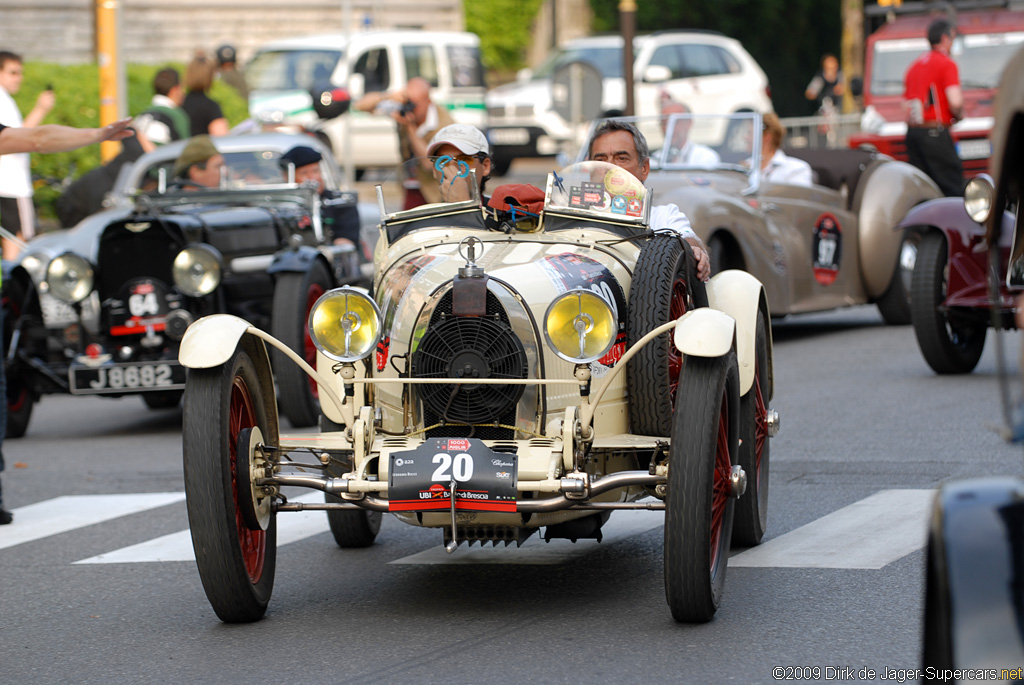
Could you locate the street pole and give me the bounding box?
[96,0,120,161]
[620,0,636,117]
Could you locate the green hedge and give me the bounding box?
[11,62,249,220]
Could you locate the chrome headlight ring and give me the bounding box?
[173,244,222,297]
[45,253,94,304]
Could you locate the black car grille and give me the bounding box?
[96,220,181,301]
[411,291,527,439]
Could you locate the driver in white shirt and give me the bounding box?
[587,119,710,281]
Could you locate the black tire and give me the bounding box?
[733,309,770,546]
[271,261,332,428]
[319,414,382,548]
[628,235,704,436]
[183,344,277,623]
[664,348,739,623]
[2,277,38,439]
[922,526,953,674]
[876,233,919,325]
[910,231,986,374]
[141,390,183,410]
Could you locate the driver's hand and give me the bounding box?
[692,243,710,282]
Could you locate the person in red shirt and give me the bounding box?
[902,18,964,196]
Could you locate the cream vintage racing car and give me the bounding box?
[177,157,778,624]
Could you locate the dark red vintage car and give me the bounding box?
[900,184,1016,374]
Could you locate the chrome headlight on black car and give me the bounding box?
[544,288,616,363]
[308,287,382,363]
[45,253,94,304]
[173,244,222,297]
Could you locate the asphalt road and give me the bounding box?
[2,304,1020,684]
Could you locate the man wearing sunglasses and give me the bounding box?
[426,124,493,204]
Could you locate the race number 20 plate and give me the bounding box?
[389,438,517,513]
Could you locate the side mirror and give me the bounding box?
[516,68,533,83]
[643,65,672,83]
[312,88,351,120]
[849,76,863,98]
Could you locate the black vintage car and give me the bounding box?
[2,133,372,436]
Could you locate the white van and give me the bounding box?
[245,30,486,172]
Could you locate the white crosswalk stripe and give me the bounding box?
[75,492,328,564]
[729,489,935,569]
[0,492,185,552]
[0,489,937,570]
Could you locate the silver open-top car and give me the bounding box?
[582,112,943,324]
[177,156,778,623]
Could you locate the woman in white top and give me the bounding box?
[760,112,813,186]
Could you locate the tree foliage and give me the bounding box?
[465,0,546,78]
[589,0,843,116]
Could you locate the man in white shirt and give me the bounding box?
[0,51,54,258]
[586,119,710,280]
[661,99,721,167]
[760,112,813,186]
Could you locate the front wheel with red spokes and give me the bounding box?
[183,343,278,623]
[664,347,739,623]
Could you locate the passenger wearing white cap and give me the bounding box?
[427,123,493,202]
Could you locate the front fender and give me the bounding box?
[705,269,771,396]
[898,196,985,244]
[673,308,736,360]
[179,314,252,368]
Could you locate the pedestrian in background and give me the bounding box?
[0,50,54,259]
[215,44,249,101]
[182,52,229,137]
[55,67,187,227]
[354,76,453,209]
[902,18,964,197]
[0,117,135,525]
[805,53,844,114]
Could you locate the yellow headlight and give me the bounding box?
[45,253,94,304]
[544,288,617,363]
[173,244,222,297]
[964,174,995,224]
[308,287,382,362]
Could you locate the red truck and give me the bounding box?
[849,1,1024,177]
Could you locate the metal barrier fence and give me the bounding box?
[780,112,863,150]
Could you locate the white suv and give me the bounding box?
[486,31,773,172]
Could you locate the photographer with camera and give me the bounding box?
[354,76,453,209]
